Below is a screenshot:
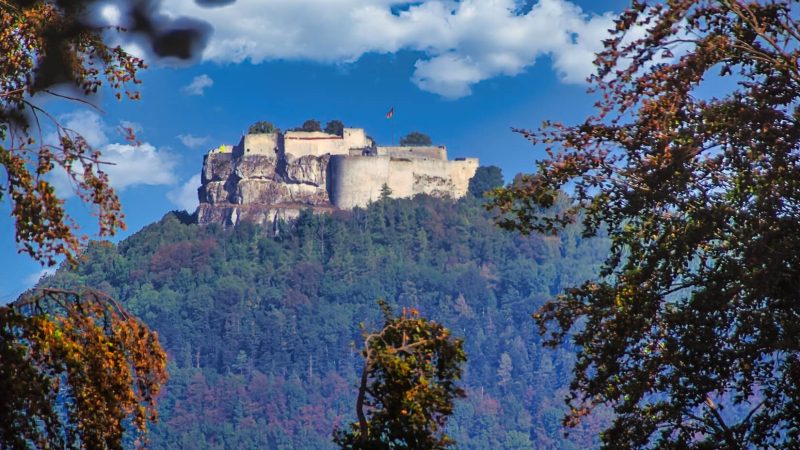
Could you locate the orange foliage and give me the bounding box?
[0,288,167,449]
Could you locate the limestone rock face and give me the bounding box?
[199,180,232,204]
[198,204,294,228]
[285,154,329,186]
[198,148,333,227]
[235,154,278,179]
[202,153,234,183]
[234,179,286,205]
[413,174,455,198]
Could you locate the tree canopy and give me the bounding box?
[325,119,345,136]
[300,119,322,132]
[399,132,432,146]
[334,301,466,449]
[48,196,609,449]
[1,1,180,446]
[248,121,276,134]
[468,166,504,198]
[491,1,800,448]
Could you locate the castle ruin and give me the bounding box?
[197,127,479,227]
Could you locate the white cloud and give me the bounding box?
[48,111,178,196]
[25,267,57,287]
[61,110,109,147]
[167,174,202,212]
[182,74,214,95]
[163,0,616,98]
[102,142,177,189]
[177,133,210,148]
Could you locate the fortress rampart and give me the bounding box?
[329,155,479,209]
[197,126,479,227]
[283,128,369,159]
[375,146,447,160]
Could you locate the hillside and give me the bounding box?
[48,194,610,449]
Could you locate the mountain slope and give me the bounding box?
[49,195,610,449]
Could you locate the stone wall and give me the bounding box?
[328,156,391,207]
[235,133,279,157]
[375,146,447,160]
[197,126,478,227]
[449,158,480,193]
[328,155,478,209]
[283,128,369,159]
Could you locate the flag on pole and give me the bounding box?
[386,107,394,119]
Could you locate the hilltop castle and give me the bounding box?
[197,127,479,227]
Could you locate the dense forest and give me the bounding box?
[46,186,610,449]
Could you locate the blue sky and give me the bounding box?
[1,0,630,300]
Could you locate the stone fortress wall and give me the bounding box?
[283,128,370,158]
[197,126,479,227]
[374,146,447,160]
[328,154,478,209]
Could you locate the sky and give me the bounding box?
[1,0,631,301]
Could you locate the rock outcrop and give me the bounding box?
[198,148,333,227]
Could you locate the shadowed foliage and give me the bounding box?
[399,132,432,146]
[468,165,504,198]
[248,121,276,134]
[300,119,322,132]
[325,119,345,137]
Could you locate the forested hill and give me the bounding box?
[48,193,610,449]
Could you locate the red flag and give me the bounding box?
[386,107,394,119]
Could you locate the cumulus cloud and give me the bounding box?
[163,0,616,98]
[102,142,177,188]
[182,74,214,95]
[167,174,202,212]
[177,133,210,148]
[48,111,178,195]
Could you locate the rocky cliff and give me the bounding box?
[197,148,334,228]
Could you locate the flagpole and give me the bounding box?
[386,106,396,145]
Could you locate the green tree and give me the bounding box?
[399,131,432,146]
[491,1,800,448]
[300,119,322,132]
[468,165,504,198]
[497,352,513,387]
[334,301,466,449]
[325,119,345,136]
[248,121,276,134]
[379,183,393,201]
